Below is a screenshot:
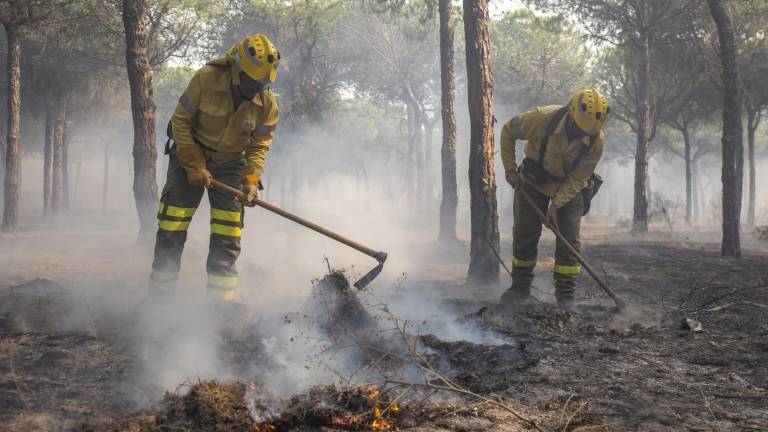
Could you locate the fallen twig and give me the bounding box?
[387,379,544,432]
[562,400,590,432]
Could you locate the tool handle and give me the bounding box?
[518,187,625,309]
[211,179,386,262]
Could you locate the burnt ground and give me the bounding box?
[0,229,767,431]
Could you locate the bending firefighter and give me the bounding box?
[149,34,280,304]
[499,89,609,309]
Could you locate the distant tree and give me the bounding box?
[492,9,588,112]
[706,0,743,258]
[122,0,158,242]
[739,48,768,228]
[463,0,499,284]
[1,0,74,231]
[438,0,458,242]
[652,20,719,226]
[532,0,697,233]
[342,8,439,210]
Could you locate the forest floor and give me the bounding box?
[1,223,767,431]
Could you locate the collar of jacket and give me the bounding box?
[205,57,263,106]
[553,112,592,146]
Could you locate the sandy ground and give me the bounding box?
[1,221,767,431]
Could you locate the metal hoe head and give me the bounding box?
[353,252,388,290]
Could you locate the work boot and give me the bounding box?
[554,273,578,312]
[500,285,532,306]
[501,265,535,306]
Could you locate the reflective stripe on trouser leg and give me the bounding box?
[512,257,537,268]
[207,273,238,301]
[205,158,246,303]
[512,183,547,292]
[150,153,204,296]
[554,263,581,275]
[553,190,584,300]
[207,208,242,302]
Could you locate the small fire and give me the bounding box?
[365,387,380,401]
[331,414,365,428]
[364,386,400,431]
[253,424,276,432]
[370,418,392,430]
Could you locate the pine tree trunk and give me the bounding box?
[424,117,434,212]
[707,0,743,258]
[2,25,21,232]
[415,110,425,210]
[692,159,700,223]
[51,100,65,214]
[746,109,758,227]
[405,102,416,207]
[43,101,53,217]
[682,126,692,225]
[102,142,109,211]
[633,30,652,233]
[63,118,70,210]
[463,0,499,284]
[439,0,458,243]
[122,0,159,242]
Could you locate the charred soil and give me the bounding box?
[1,232,767,431]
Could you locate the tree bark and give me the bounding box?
[415,109,425,210]
[439,0,458,243]
[682,125,692,225]
[632,29,652,233]
[405,102,416,207]
[707,0,743,258]
[51,100,65,214]
[463,0,499,284]
[102,142,109,211]
[746,108,758,227]
[692,158,700,223]
[63,118,70,210]
[424,116,435,212]
[43,101,53,217]
[122,0,159,242]
[2,25,21,232]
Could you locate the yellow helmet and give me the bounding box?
[227,34,280,85]
[568,88,609,135]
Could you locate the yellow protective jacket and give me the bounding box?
[500,105,603,208]
[171,57,279,185]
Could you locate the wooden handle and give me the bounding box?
[518,187,625,309]
[211,179,386,262]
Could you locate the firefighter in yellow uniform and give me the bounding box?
[148,34,279,304]
[499,89,609,309]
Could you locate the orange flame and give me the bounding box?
[370,418,392,430]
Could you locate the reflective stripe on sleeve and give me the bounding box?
[512,257,537,268]
[179,93,198,114]
[554,263,581,275]
[211,208,241,223]
[211,223,242,237]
